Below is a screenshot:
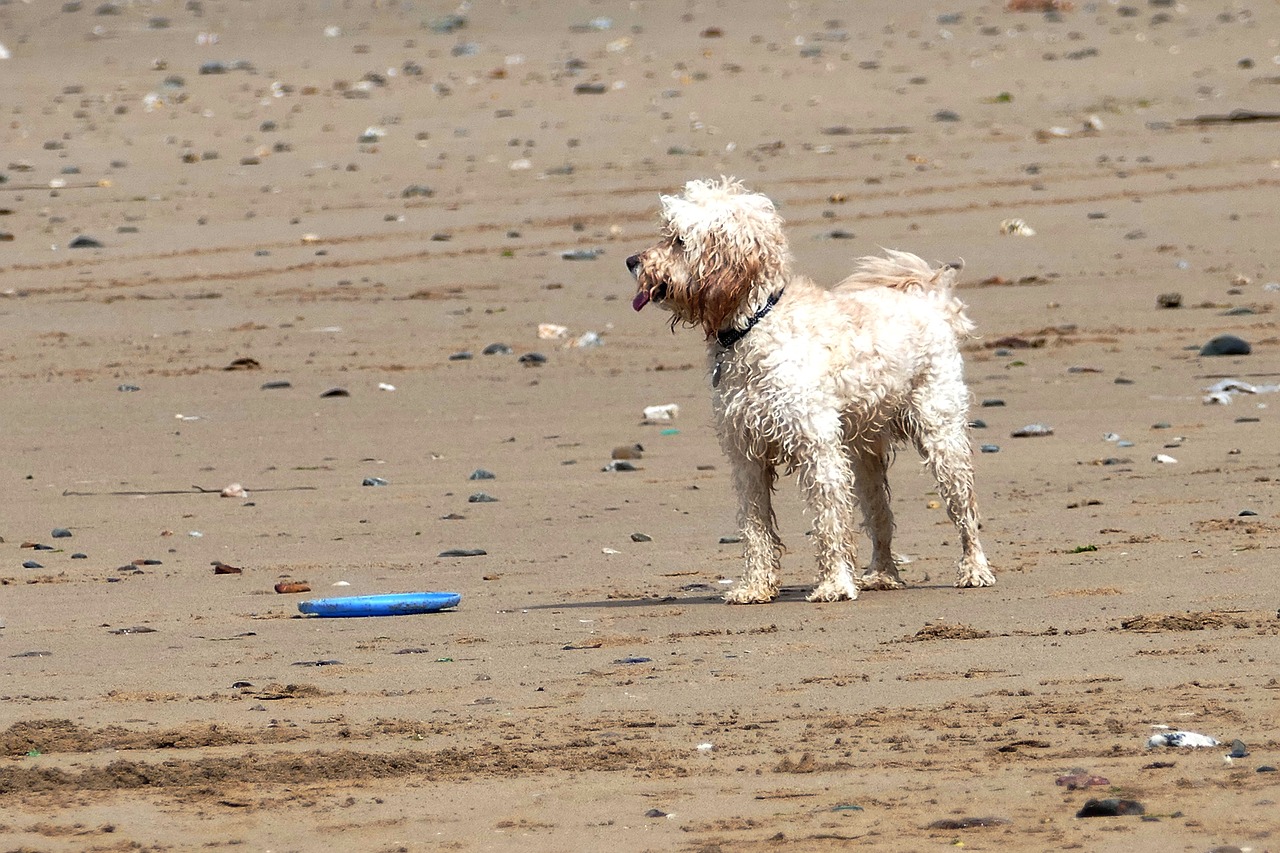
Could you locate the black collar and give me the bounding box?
[716,289,784,349]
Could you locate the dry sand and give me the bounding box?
[2,0,1279,850]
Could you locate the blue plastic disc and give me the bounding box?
[298,592,461,618]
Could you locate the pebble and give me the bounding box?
[518,352,547,365]
[362,477,388,486]
[719,535,743,544]
[320,387,350,397]
[448,351,473,361]
[614,656,653,665]
[51,528,72,538]
[980,444,1000,453]
[469,469,496,480]
[273,582,311,594]
[260,380,292,389]
[1076,798,1145,818]
[468,492,498,503]
[644,808,669,818]
[68,235,104,248]
[22,560,43,569]
[109,626,157,635]
[483,343,513,356]
[630,532,652,542]
[118,384,141,392]
[1011,424,1054,438]
[981,399,1005,408]
[560,248,602,260]
[438,548,487,557]
[1200,334,1251,356]
[1238,509,1258,517]
[71,553,87,559]
[1228,739,1249,758]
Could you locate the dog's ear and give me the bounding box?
[689,232,766,337]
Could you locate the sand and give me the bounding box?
[2,0,1279,850]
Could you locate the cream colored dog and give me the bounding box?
[627,178,994,603]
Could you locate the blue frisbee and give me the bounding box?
[298,592,461,618]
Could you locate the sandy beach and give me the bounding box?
[2,0,1279,850]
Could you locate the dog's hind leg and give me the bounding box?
[913,419,995,589]
[723,454,783,604]
[794,441,860,602]
[851,445,904,590]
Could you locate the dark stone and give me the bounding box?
[1200,334,1251,356]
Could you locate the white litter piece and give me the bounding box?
[643,403,679,421]
[999,218,1036,236]
[1152,453,1178,464]
[378,382,396,391]
[0,42,11,60]
[538,323,569,340]
[571,331,603,348]
[696,743,714,752]
[1202,378,1280,405]
[220,483,248,498]
[1147,730,1220,749]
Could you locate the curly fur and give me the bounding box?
[627,178,995,603]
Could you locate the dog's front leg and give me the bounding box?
[723,454,782,604]
[796,446,860,602]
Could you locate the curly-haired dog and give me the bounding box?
[627,178,994,603]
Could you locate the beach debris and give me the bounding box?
[560,248,602,259]
[260,380,291,389]
[571,331,603,348]
[1147,730,1220,749]
[1228,739,1249,758]
[999,218,1036,236]
[1152,454,1178,464]
[1056,770,1110,789]
[220,483,248,498]
[361,477,388,486]
[603,460,638,472]
[469,469,496,480]
[320,387,350,397]
[643,403,679,421]
[378,383,396,391]
[68,235,104,248]
[518,352,547,365]
[614,656,653,665]
[118,384,141,392]
[1178,109,1280,126]
[1076,798,1144,818]
[482,343,513,355]
[630,532,652,542]
[438,548,486,557]
[448,351,473,361]
[274,582,311,594]
[1199,334,1251,356]
[1011,424,1054,437]
[109,626,158,635]
[1006,0,1074,11]
[50,528,72,538]
[224,357,260,371]
[644,808,670,818]
[212,561,242,575]
[468,492,498,503]
[538,323,569,340]
[927,816,1011,829]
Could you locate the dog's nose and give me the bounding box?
[626,253,641,275]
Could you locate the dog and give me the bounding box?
[626,178,994,603]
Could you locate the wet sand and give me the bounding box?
[2,1,1279,850]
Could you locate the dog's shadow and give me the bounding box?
[522,584,959,611]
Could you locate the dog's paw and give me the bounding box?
[859,570,906,591]
[724,585,778,605]
[805,578,859,602]
[955,562,996,588]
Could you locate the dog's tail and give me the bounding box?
[836,249,975,337]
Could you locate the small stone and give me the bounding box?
[468,492,498,503]
[1229,739,1249,758]
[448,351,473,361]
[1199,334,1251,356]
[362,477,389,486]
[469,469,496,480]
[630,532,652,542]
[719,535,743,544]
[482,343,513,356]
[22,560,43,569]
[260,380,292,390]
[117,384,141,392]
[1011,424,1053,438]
[981,399,1005,408]
[51,528,72,538]
[518,352,547,365]
[320,387,350,397]
[574,82,608,94]
[933,109,961,122]
[71,553,87,559]
[644,808,668,818]
[1076,798,1145,818]
[68,235,104,248]
[438,548,487,557]
[273,582,311,594]
[980,444,1000,453]
[1239,509,1258,517]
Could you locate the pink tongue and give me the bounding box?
[632,290,651,312]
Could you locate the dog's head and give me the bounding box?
[627,178,789,338]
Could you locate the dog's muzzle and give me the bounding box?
[627,253,660,311]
